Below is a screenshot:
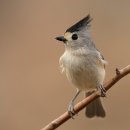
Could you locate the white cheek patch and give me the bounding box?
[64,32,72,41]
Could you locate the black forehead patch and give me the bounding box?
[66,14,92,33]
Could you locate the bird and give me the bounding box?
[55,14,107,118]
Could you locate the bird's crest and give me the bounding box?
[66,14,92,33]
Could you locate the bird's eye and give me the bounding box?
[72,34,78,40]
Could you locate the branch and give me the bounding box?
[41,65,130,130]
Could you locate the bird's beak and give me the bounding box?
[55,36,67,43]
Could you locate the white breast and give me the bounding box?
[59,50,105,91]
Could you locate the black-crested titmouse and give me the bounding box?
[56,14,107,118]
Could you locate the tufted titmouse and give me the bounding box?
[56,14,107,118]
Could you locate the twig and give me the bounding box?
[41,65,130,130]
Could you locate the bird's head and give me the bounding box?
[56,14,93,49]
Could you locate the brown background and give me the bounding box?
[1,0,130,130]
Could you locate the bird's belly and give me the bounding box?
[60,52,105,91]
[65,64,105,91]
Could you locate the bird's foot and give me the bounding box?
[98,85,106,97]
[68,102,76,119]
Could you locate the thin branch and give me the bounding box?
[41,65,130,130]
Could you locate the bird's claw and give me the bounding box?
[98,85,106,97]
[68,102,76,119]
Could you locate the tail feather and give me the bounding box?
[85,91,106,118]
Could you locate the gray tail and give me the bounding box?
[85,91,106,118]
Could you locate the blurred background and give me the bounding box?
[1,0,130,130]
